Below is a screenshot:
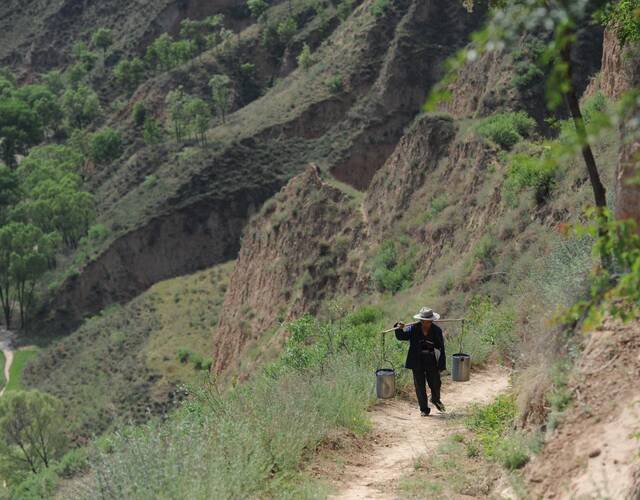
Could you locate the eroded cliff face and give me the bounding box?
[213,166,363,373]
[590,29,640,229]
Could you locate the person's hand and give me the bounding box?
[394,321,405,329]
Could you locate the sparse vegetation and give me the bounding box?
[326,74,343,93]
[297,43,313,70]
[503,152,558,207]
[371,240,415,293]
[69,308,386,498]
[371,0,390,17]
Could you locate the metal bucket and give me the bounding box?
[375,368,396,399]
[451,353,471,382]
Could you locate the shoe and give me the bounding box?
[420,408,431,417]
[432,400,446,412]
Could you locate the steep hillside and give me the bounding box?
[38,0,485,335]
[523,318,640,499]
[214,103,620,373]
[213,165,364,373]
[0,0,246,74]
[24,263,233,441]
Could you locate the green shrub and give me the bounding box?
[419,194,449,223]
[467,394,516,457]
[371,241,415,293]
[596,0,640,45]
[247,0,269,18]
[276,17,297,45]
[142,174,158,189]
[177,348,191,363]
[475,111,536,149]
[495,435,530,470]
[503,152,558,206]
[346,306,384,326]
[337,0,355,21]
[512,60,544,90]
[371,0,390,17]
[473,235,497,268]
[191,353,204,370]
[143,117,163,145]
[297,43,313,70]
[451,296,515,362]
[326,74,343,93]
[89,128,123,165]
[88,223,109,242]
[201,358,213,371]
[132,102,147,127]
[511,38,546,90]
[55,447,90,478]
[10,467,59,499]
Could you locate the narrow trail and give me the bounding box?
[0,329,15,396]
[328,368,510,500]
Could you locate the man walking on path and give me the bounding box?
[395,307,446,416]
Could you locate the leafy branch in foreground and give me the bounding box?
[565,210,640,327]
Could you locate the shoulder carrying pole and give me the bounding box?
[380,318,466,334]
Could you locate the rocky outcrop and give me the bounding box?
[213,165,363,373]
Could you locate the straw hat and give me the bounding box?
[413,307,440,321]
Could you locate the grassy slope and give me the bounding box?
[0,352,4,389]
[24,262,233,440]
[5,348,40,392]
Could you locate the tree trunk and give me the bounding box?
[561,42,607,208]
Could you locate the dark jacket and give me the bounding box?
[395,322,446,371]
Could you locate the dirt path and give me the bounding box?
[328,368,510,499]
[0,329,15,396]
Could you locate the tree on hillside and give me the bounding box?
[0,73,15,98]
[0,391,67,482]
[113,57,146,92]
[185,96,212,145]
[209,74,232,123]
[91,28,113,55]
[71,41,98,74]
[62,84,102,129]
[89,128,123,165]
[16,145,84,192]
[165,88,189,142]
[17,178,94,249]
[0,98,43,168]
[14,84,64,137]
[0,164,19,218]
[41,70,65,96]
[247,0,269,19]
[146,34,196,71]
[0,223,56,328]
[180,15,225,55]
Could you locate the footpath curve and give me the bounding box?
[0,329,15,396]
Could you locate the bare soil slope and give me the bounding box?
[524,319,640,499]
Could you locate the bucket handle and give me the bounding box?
[376,331,395,372]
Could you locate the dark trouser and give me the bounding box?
[412,352,441,412]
